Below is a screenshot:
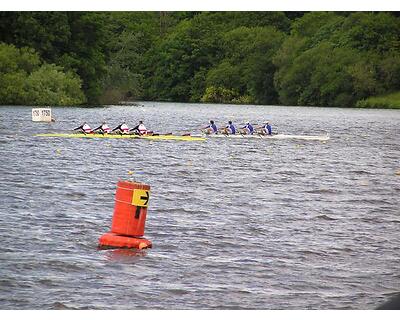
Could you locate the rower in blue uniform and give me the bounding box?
[203,120,218,134]
[259,121,272,135]
[241,122,254,135]
[223,121,236,135]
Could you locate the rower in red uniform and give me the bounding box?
[130,121,149,135]
[112,121,130,134]
[73,121,93,134]
[93,121,111,134]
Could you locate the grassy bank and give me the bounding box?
[356,91,400,109]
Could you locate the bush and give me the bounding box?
[0,42,85,105]
[356,91,400,109]
[25,64,85,105]
[201,86,253,104]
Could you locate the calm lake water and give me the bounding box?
[0,102,399,309]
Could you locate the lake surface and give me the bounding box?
[0,102,399,310]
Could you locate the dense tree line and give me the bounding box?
[0,12,399,107]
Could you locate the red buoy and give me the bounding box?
[98,180,152,250]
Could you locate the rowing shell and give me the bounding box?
[35,133,205,142]
[199,133,330,141]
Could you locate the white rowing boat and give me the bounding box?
[198,133,330,141]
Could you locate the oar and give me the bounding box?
[239,123,259,126]
[174,127,206,134]
[148,132,172,136]
[72,129,90,135]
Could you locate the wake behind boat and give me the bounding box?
[199,132,330,141]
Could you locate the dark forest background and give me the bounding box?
[1,12,399,108]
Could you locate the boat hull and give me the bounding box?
[35,133,205,141]
[35,132,329,142]
[200,133,330,141]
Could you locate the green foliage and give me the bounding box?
[0,43,40,74]
[206,61,244,93]
[98,28,145,104]
[0,12,399,108]
[25,64,85,105]
[356,91,400,109]
[0,43,85,105]
[0,12,71,62]
[0,71,28,105]
[201,86,251,104]
[205,26,285,104]
[143,16,221,102]
[273,12,400,108]
[206,12,291,32]
[0,12,106,104]
[99,63,143,104]
[291,12,340,38]
[339,12,400,53]
[64,13,107,103]
[275,41,359,107]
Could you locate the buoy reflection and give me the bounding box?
[103,248,148,262]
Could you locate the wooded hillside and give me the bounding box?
[1,12,399,108]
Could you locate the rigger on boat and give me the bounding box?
[200,119,329,141]
[35,133,206,142]
[36,119,330,142]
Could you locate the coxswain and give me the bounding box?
[240,122,254,135]
[93,121,111,134]
[73,121,93,134]
[112,121,130,134]
[222,120,236,135]
[130,120,149,135]
[202,120,218,134]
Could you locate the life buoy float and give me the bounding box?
[98,232,152,249]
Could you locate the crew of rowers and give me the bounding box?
[74,119,273,136]
[202,120,273,135]
[73,120,151,135]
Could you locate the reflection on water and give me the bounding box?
[102,248,148,263]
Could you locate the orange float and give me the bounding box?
[98,180,152,250]
[99,232,152,249]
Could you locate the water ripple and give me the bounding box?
[0,104,399,310]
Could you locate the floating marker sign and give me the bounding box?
[32,108,52,122]
[132,189,150,207]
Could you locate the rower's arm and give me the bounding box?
[130,125,139,132]
[73,125,83,130]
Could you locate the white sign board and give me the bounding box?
[32,108,52,122]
